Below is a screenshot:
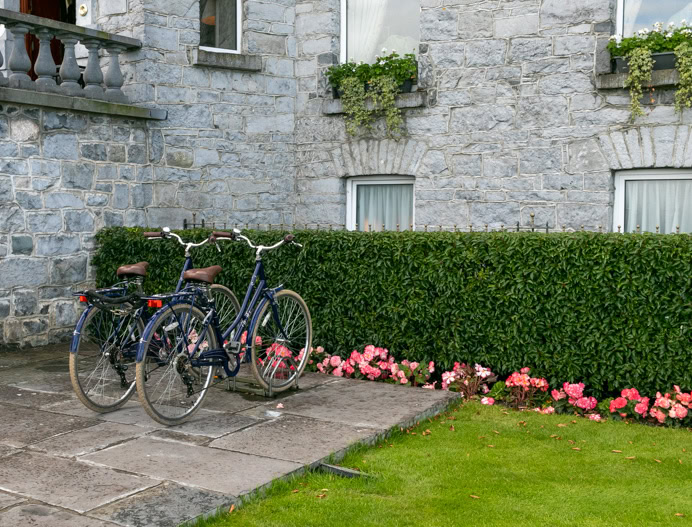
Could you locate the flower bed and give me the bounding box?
[309,345,692,429]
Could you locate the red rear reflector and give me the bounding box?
[148,299,163,308]
[79,296,88,303]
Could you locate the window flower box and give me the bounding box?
[612,51,676,73]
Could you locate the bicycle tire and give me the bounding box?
[69,305,144,413]
[136,303,217,426]
[210,284,240,331]
[249,289,312,393]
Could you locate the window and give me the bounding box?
[346,176,414,231]
[616,0,692,37]
[614,170,692,233]
[340,0,420,64]
[200,0,242,54]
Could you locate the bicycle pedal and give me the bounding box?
[223,340,242,354]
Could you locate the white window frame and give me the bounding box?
[615,0,625,38]
[613,169,692,232]
[340,0,348,63]
[199,0,243,55]
[346,175,416,231]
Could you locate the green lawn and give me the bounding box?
[193,402,692,527]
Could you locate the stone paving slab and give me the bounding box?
[0,405,100,448]
[82,436,303,496]
[0,451,158,513]
[250,378,456,429]
[0,384,75,410]
[146,429,214,446]
[89,481,233,527]
[28,422,154,458]
[0,445,20,458]
[0,502,121,526]
[0,491,25,511]
[209,414,378,464]
[0,346,69,369]
[0,362,73,393]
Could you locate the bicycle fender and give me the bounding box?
[70,306,94,353]
[136,304,175,363]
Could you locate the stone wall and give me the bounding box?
[294,0,692,230]
[1,0,300,347]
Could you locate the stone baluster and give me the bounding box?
[58,34,82,95]
[104,44,127,103]
[0,25,6,87]
[34,28,57,90]
[82,39,104,98]
[6,23,33,89]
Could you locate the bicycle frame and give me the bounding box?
[136,257,285,379]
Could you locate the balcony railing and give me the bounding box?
[0,8,141,104]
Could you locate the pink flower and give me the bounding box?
[609,397,627,413]
[399,377,408,385]
[677,392,692,405]
[475,364,492,379]
[520,367,531,374]
[378,361,389,371]
[541,406,555,415]
[344,364,355,376]
[316,346,324,354]
[674,385,682,394]
[669,403,688,419]
[621,388,640,401]
[588,414,602,422]
[650,407,667,424]
[530,378,549,392]
[317,363,325,373]
[379,348,389,360]
[397,370,405,379]
[634,397,650,417]
[563,382,585,400]
[332,367,343,377]
[350,350,362,364]
[401,360,409,367]
[654,392,672,409]
[390,363,399,376]
[441,371,456,385]
[575,396,597,411]
[428,361,435,373]
[409,362,419,371]
[321,357,330,368]
[329,356,342,368]
[363,346,375,362]
[551,389,566,401]
[481,397,495,405]
[422,382,437,390]
[481,384,490,394]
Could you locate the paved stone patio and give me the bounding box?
[0,344,456,526]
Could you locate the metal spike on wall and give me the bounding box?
[677,225,680,234]
[656,225,660,233]
[618,225,621,233]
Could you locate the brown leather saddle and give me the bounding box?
[116,261,149,278]
[183,265,223,284]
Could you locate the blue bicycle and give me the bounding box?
[69,229,240,413]
[135,229,312,426]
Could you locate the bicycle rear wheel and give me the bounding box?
[69,305,143,413]
[136,303,217,426]
[249,290,312,393]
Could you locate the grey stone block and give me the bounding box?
[36,235,80,256]
[27,211,62,233]
[466,39,507,67]
[517,96,569,129]
[79,143,107,161]
[556,203,610,229]
[113,184,130,210]
[11,235,32,255]
[13,289,38,316]
[519,148,562,174]
[0,258,49,289]
[450,105,514,133]
[43,134,78,160]
[62,163,94,190]
[421,8,458,41]
[470,201,520,227]
[509,38,553,62]
[43,111,88,132]
[15,191,42,209]
[11,118,39,142]
[247,31,286,54]
[0,159,28,175]
[64,210,94,232]
[540,0,611,27]
[539,72,594,94]
[108,144,127,163]
[458,10,492,39]
[495,14,539,37]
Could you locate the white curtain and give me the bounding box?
[623,0,692,36]
[347,0,387,63]
[624,179,692,233]
[356,184,413,231]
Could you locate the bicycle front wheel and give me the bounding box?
[210,284,240,330]
[69,305,143,413]
[250,290,312,393]
[136,303,217,426]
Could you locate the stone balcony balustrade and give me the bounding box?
[0,7,141,104]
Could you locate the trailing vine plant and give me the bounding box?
[370,75,404,138]
[624,46,653,121]
[341,76,372,136]
[674,41,692,112]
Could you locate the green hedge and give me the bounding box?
[93,228,692,397]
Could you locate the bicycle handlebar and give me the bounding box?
[143,231,164,238]
[215,229,302,254]
[143,227,214,254]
